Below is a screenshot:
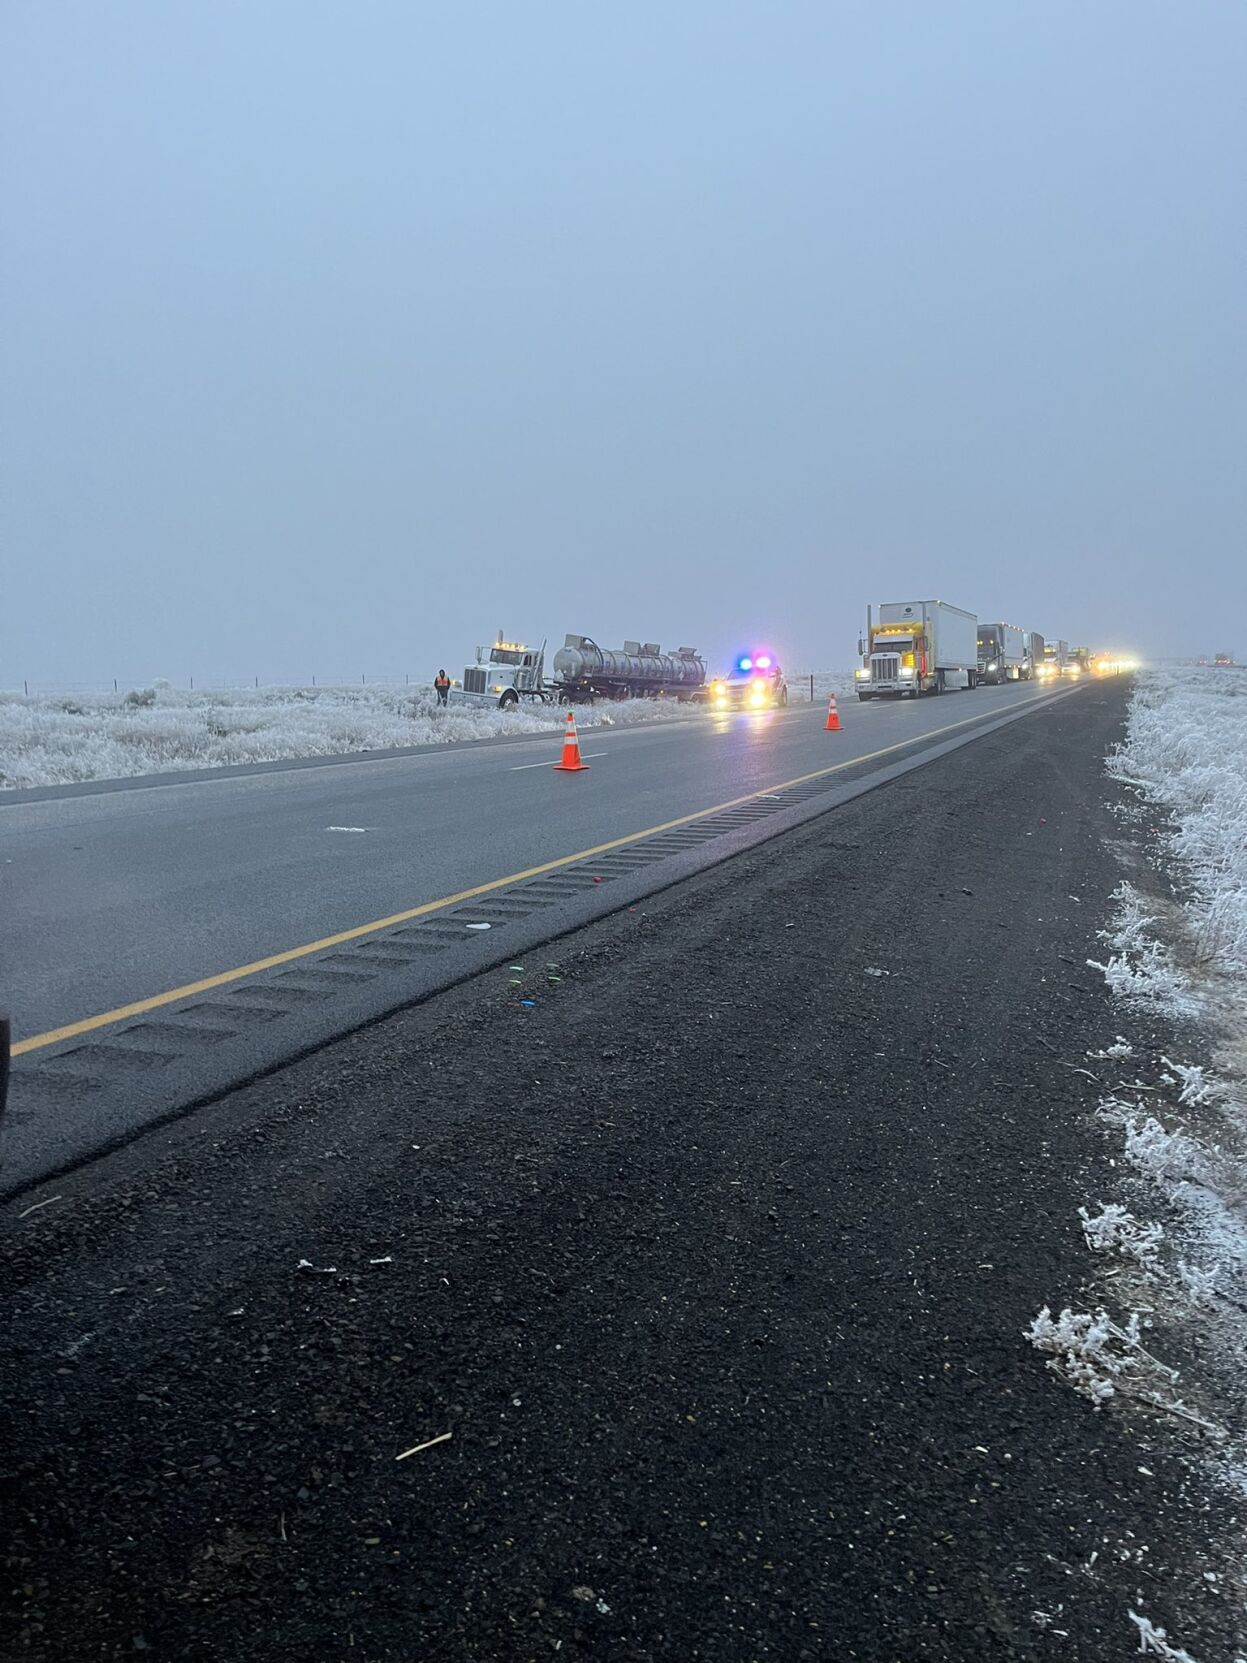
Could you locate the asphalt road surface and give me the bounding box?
[1,680,1235,1661]
[2,681,1083,1192]
[5,681,1060,1046]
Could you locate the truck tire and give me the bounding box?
[857,692,871,702]
[499,690,519,709]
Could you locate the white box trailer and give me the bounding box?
[856,600,979,699]
[1023,631,1045,679]
[977,621,1027,684]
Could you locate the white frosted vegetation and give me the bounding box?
[0,671,861,790]
[0,682,684,789]
[1106,668,1247,973]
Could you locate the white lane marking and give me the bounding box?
[327,825,369,832]
[509,753,607,771]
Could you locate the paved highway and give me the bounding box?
[5,681,1062,1047]
[1,679,1083,1191]
[7,681,1229,1663]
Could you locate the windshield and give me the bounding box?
[489,648,526,666]
[978,630,1001,655]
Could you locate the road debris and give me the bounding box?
[395,1431,453,1462]
[17,1194,64,1220]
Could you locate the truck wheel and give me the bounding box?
[857,692,871,702]
[499,690,519,709]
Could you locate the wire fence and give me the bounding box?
[4,674,426,697]
[4,670,849,701]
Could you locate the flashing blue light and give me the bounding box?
[737,655,753,671]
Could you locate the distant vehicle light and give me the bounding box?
[749,682,768,705]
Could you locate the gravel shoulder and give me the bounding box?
[1,683,1230,1661]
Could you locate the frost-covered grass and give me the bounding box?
[0,683,589,788]
[1106,668,1247,973]
[1029,669,1247,1658]
[0,671,861,790]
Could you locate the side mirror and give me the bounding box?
[857,638,865,657]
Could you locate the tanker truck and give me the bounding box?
[854,600,979,699]
[452,632,706,707]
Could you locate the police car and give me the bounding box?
[707,653,789,710]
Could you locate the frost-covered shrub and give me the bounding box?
[1108,669,1247,971]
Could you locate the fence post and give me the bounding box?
[809,674,814,703]
[312,674,316,687]
[24,679,28,697]
[255,675,259,689]
[114,678,118,692]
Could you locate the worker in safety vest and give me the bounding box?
[434,669,451,706]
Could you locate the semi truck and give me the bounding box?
[855,600,979,700]
[1023,632,1046,679]
[1038,639,1069,679]
[453,632,706,708]
[976,621,1027,684]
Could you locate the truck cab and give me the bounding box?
[858,628,922,697]
[456,637,548,708]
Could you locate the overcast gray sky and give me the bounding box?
[3,1,1244,687]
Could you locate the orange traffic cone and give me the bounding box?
[825,692,842,732]
[553,709,590,772]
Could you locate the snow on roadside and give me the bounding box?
[1027,667,1247,1656]
[0,672,862,791]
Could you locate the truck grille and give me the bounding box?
[872,656,900,682]
[464,668,487,693]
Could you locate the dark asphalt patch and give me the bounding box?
[0,686,1228,1660]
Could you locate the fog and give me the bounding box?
[3,1,1244,687]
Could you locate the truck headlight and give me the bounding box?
[855,668,870,680]
[899,666,915,677]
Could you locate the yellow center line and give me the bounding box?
[13,688,1076,1057]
